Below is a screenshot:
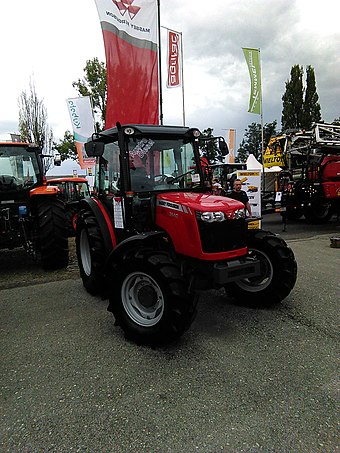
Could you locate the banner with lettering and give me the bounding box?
[166,30,182,88]
[94,0,159,127]
[242,47,262,115]
[263,136,286,168]
[66,97,96,169]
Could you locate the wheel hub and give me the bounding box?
[121,272,165,327]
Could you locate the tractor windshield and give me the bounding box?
[0,145,40,192]
[128,137,202,192]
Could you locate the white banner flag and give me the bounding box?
[66,97,95,169]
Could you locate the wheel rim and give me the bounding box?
[236,248,274,292]
[121,272,164,327]
[80,229,91,276]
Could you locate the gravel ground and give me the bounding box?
[0,238,79,290]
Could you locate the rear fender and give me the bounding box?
[80,197,117,254]
[30,186,59,196]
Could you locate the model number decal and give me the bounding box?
[157,199,183,211]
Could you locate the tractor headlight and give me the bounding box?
[232,209,246,219]
[196,211,226,223]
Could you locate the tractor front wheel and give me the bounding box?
[225,230,297,306]
[108,250,198,346]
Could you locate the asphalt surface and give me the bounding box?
[1,214,339,452]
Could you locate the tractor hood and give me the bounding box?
[156,191,244,213]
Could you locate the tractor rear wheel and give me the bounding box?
[76,209,107,295]
[303,203,332,223]
[37,198,69,270]
[108,250,198,346]
[225,230,297,306]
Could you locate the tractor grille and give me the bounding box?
[197,218,247,253]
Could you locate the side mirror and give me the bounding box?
[219,139,229,156]
[85,141,105,157]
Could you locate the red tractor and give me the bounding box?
[47,177,90,236]
[0,141,68,269]
[76,124,297,345]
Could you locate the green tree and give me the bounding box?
[302,65,321,129]
[72,58,107,130]
[236,121,277,163]
[52,130,77,162]
[281,65,304,131]
[332,117,340,125]
[282,65,322,131]
[18,80,54,170]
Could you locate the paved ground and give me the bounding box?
[1,215,339,452]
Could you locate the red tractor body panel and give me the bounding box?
[155,192,248,260]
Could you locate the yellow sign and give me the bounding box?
[238,171,261,177]
[263,137,285,167]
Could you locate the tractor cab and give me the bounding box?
[86,124,208,198]
[0,142,43,198]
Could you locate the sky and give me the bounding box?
[0,0,339,158]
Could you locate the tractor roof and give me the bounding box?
[88,124,199,143]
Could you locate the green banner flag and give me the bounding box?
[242,47,262,115]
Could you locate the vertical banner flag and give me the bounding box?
[66,97,96,169]
[166,30,182,88]
[242,48,262,115]
[94,0,159,127]
[228,129,236,163]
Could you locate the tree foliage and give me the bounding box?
[237,121,277,163]
[302,66,321,129]
[282,65,321,131]
[52,130,77,162]
[72,57,107,130]
[281,65,304,131]
[18,80,54,170]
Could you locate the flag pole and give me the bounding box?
[157,0,163,125]
[259,48,265,192]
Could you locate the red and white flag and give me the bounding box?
[94,0,160,127]
[166,30,182,88]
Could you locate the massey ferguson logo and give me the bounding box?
[112,0,141,19]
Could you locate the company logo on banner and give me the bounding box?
[113,0,141,19]
[242,47,262,115]
[95,0,159,127]
[167,30,181,88]
[66,96,96,169]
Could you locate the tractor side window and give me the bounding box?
[100,141,120,195]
